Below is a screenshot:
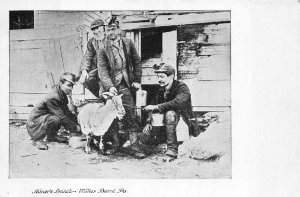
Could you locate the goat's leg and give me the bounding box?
[99,136,103,153]
[85,134,92,154]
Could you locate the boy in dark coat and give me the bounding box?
[141,63,196,159]
[96,17,145,158]
[78,18,106,97]
[26,72,81,150]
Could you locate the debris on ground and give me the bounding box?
[9,111,231,178]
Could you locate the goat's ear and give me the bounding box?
[101,92,114,100]
[118,94,124,98]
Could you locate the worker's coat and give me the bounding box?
[26,86,78,140]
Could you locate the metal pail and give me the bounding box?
[69,136,86,149]
[151,113,164,126]
[136,89,147,107]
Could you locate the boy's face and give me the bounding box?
[157,73,173,88]
[60,81,74,95]
[92,26,105,40]
[106,26,121,41]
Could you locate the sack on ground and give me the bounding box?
[189,118,206,137]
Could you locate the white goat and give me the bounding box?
[77,94,125,154]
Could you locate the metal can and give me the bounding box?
[136,89,147,107]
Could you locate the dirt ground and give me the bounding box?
[9,110,231,179]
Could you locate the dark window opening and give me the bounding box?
[10,11,34,30]
[141,28,162,60]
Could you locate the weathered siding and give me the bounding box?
[10,11,231,121]
[9,11,110,120]
[9,24,86,121]
[177,22,231,107]
[34,11,84,29]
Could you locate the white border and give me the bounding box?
[1,1,300,197]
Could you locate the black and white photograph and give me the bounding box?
[9,10,231,178]
[1,1,300,197]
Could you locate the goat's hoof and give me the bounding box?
[103,148,118,155]
[97,150,104,155]
[85,149,91,154]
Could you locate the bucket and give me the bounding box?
[136,89,147,107]
[151,113,164,126]
[69,136,86,149]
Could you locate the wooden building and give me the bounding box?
[9,10,231,121]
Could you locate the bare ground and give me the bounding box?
[9,110,231,179]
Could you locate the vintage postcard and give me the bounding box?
[1,1,300,197]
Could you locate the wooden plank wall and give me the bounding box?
[34,11,84,29]
[162,29,177,79]
[10,11,230,120]
[140,57,161,85]
[177,22,231,107]
[10,11,89,120]
[120,11,230,30]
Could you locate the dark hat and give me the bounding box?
[105,16,119,27]
[60,72,76,85]
[90,18,105,29]
[153,63,176,76]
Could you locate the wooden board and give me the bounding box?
[177,22,230,81]
[84,13,95,23]
[59,35,83,75]
[10,40,48,50]
[141,57,161,68]
[121,11,230,30]
[125,31,135,43]
[193,106,230,112]
[199,45,230,56]
[9,48,52,93]
[183,79,231,107]
[162,29,177,78]
[10,26,81,41]
[197,55,230,80]
[9,93,84,107]
[141,76,158,85]
[34,11,83,29]
[84,11,108,20]
[178,23,230,45]
[47,39,65,84]
[9,113,29,121]
[9,93,46,107]
[142,67,157,76]
[9,106,33,114]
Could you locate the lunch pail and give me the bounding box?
[151,113,164,126]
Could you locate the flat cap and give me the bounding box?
[90,18,104,29]
[60,72,76,85]
[105,16,119,27]
[153,63,176,76]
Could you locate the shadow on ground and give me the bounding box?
[9,111,231,178]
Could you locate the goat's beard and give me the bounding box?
[116,113,125,121]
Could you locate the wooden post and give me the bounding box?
[135,30,142,57]
[162,29,177,79]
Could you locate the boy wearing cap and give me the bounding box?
[26,72,81,150]
[97,16,145,158]
[79,18,106,98]
[142,63,196,159]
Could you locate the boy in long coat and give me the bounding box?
[96,17,145,158]
[78,18,106,97]
[26,72,81,150]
